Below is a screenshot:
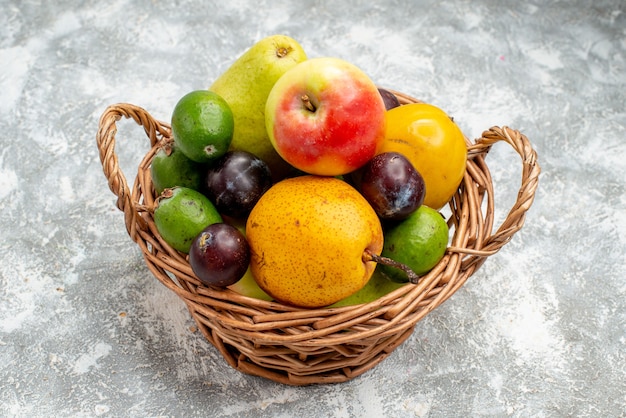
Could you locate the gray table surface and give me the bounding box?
[1,1,625,417]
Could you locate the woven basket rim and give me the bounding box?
[96,90,540,385]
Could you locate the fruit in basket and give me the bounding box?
[150,140,205,195]
[265,57,386,176]
[228,268,273,301]
[380,103,467,209]
[224,217,273,301]
[171,90,234,164]
[153,187,222,253]
[379,205,449,282]
[246,175,384,308]
[378,87,401,110]
[189,223,250,287]
[359,152,425,220]
[209,34,307,180]
[203,151,272,219]
[329,268,406,307]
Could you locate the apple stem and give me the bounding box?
[301,94,316,112]
[363,250,421,284]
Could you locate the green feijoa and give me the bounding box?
[379,205,449,282]
[153,187,222,253]
[150,141,206,195]
[171,90,234,164]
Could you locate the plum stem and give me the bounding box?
[301,94,316,112]
[363,250,421,284]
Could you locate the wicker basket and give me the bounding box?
[96,91,540,385]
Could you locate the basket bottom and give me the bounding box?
[191,310,415,386]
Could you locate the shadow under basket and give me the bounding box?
[96,91,540,386]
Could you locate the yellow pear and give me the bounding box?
[246,176,384,308]
[209,35,307,180]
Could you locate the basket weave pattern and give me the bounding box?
[96,92,540,385]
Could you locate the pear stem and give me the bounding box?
[276,47,290,58]
[363,250,421,284]
[301,94,316,112]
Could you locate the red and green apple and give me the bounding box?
[265,57,386,176]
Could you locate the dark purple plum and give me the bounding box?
[360,152,425,220]
[377,87,401,110]
[203,151,272,218]
[189,223,250,287]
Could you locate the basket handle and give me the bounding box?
[96,103,171,236]
[462,126,541,255]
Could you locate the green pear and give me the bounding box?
[223,216,273,301]
[228,267,273,301]
[329,268,407,307]
[209,35,307,180]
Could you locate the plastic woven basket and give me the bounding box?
[96,91,540,385]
